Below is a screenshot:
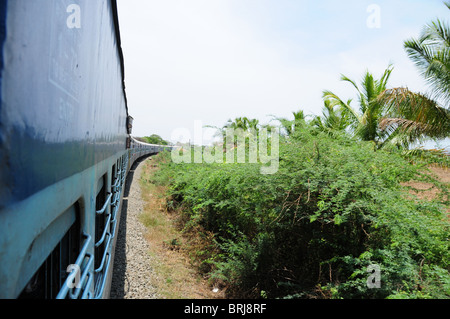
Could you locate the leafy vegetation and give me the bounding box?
[141,134,169,145]
[150,125,448,299]
[144,2,450,299]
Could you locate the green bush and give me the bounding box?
[152,126,449,299]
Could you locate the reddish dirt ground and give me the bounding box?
[401,166,449,218]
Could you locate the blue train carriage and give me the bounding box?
[0,0,160,299]
[128,136,169,164]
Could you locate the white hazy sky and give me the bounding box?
[117,0,448,144]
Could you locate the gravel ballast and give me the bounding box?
[110,157,159,299]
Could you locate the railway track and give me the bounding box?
[0,1,173,299]
[110,156,159,299]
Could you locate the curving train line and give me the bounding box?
[0,0,171,298]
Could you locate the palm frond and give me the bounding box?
[404,38,435,72]
[322,90,361,124]
[362,71,376,105]
[323,65,396,144]
[422,19,450,48]
[340,74,361,94]
[446,1,450,10]
[379,117,429,140]
[378,64,394,91]
[405,16,450,106]
[378,88,450,139]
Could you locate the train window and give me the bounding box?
[94,175,109,275]
[18,203,81,299]
[111,163,117,186]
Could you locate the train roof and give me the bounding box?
[111,0,130,118]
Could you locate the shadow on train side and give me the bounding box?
[0,1,174,299]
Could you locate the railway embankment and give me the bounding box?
[110,157,159,299]
[111,157,220,299]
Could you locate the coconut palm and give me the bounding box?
[312,98,352,136]
[224,117,249,131]
[379,88,450,145]
[378,2,450,144]
[405,6,450,106]
[322,65,394,148]
[246,118,260,132]
[271,110,307,136]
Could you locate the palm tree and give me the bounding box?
[246,118,260,132]
[405,5,450,106]
[312,99,351,137]
[378,2,450,145]
[322,65,394,148]
[378,88,450,145]
[224,117,250,131]
[271,110,307,136]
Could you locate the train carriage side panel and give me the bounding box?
[0,0,128,209]
[0,0,129,298]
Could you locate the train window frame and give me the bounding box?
[94,174,109,276]
[18,203,81,299]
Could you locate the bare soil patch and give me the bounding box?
[401,166,449,217]
[138,157,225,299]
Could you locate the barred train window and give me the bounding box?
[19,204,81,299]
[94,175,108,277]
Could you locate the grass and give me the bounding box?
[137,157,223,299]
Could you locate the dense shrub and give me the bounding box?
[152,127,449,299]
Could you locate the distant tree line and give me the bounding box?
[135,134,170,145]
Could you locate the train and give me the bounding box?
[0,0,171,298]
